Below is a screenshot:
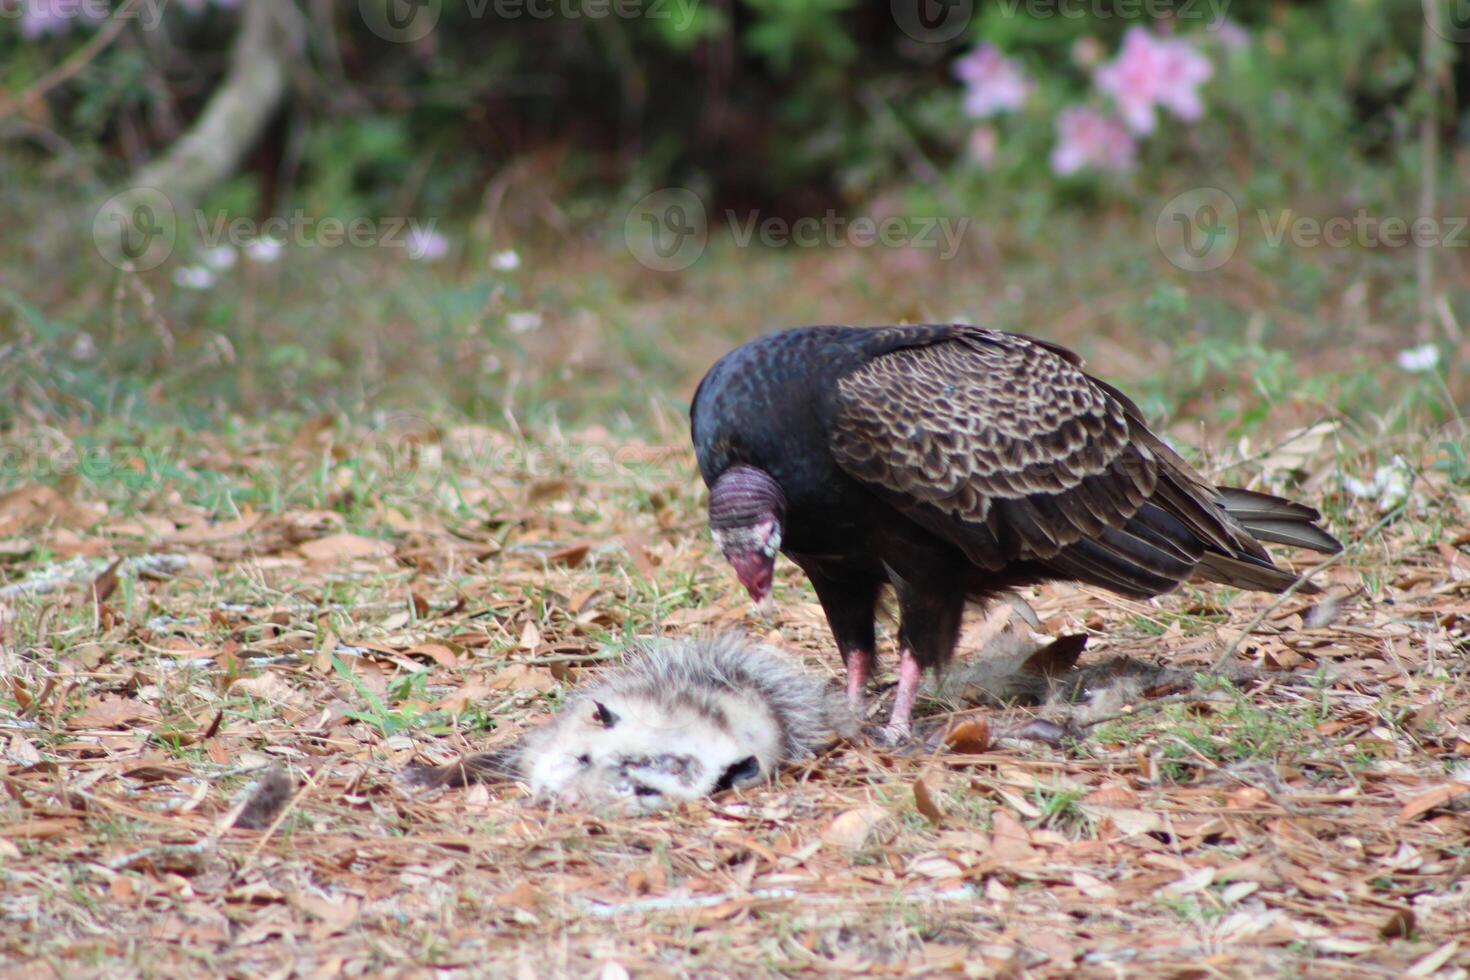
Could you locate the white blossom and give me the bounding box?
[1396,343,1439,373]
[200,245,238,270]
[406,227,449,262]
[490,249,522,271]
[506,311,542,334]
[1343,456,1413,512]
[172,265,217,290]
[244,238,284,264]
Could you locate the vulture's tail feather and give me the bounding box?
[1217,487,1343,555]
[1194,552,1320,594]
[1188,486,1342,594]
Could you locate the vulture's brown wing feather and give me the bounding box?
[829,328,1284,597]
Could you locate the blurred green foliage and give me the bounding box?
[0,0,1462,438]
[0,0,1451,213]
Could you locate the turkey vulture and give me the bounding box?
[690,324,1342,740]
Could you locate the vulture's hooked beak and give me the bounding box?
[727,550,775,611]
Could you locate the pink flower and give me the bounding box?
[16,0,103,38]
[1071,36,1105,70]
[1213,19,1250,53]
[966,125,998,169]
[406,226,449,262]
[13,0,236,36]
[1050,106,1136,177]
[1094,27,1213,135]
[952,44,1032,119]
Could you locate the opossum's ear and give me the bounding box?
[591,701,619,728]
[713,755,761,793]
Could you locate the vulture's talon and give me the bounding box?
[865,722,919,750]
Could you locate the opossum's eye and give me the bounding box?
[575,754,591,766]
[633,785,661,799]
[713,755,761,792]
[591,701,618,728]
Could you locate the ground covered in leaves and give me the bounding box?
[1,410,1468,978]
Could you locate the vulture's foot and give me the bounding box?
[866,720,916,749]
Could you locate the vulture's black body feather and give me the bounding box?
[691,325,1342,737]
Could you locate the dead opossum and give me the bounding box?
[401,634,855,812]
[926,624,1202,730]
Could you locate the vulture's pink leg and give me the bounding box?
[882,648,923,743]
[843,649,870,715]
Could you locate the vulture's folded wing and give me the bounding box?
[828,328,1275,597]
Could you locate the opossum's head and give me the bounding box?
[526,696,765,813]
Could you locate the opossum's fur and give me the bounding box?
[927,626,1222,725]
[401,635,855,812]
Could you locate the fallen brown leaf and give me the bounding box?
[90,557,123,609]
[298,533,394,562]
[1398,783,1470,822]
[489,663,558,693]
[68,697,160,729]
[1380,908,1416,939]
[913,778,943,825]
[942,718,990,754]
[822,806,890,850]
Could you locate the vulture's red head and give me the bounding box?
[708,465,786,606]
